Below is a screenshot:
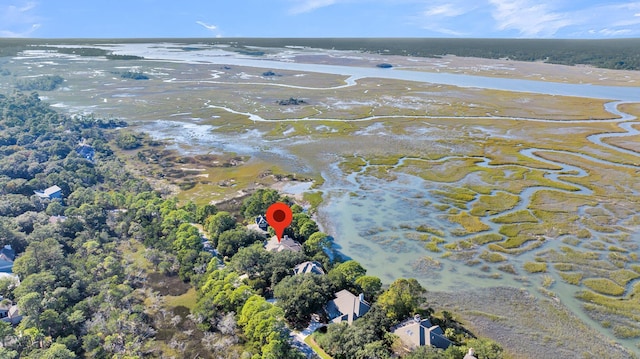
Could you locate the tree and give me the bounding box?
[405,345,447,359]
[303,231,330,257]
[194,269,254,330]
[238,295,303,359]
[355,275,382,301]
[328,260,366,291]
[463,338,504,359]
[263,250,307,289]
[0,347,18,358]
[229,243,271,279]
[205,211,236,246]
[115,131,142,150]
[315,305,393,359]
[241,189,281,219]
[0,321,14,347]
[39,343,77,358]
[273,274,333,328]
[216,227,262,258]
[195,204,217,224]
[287,212,318,242]
[377,278,426,322]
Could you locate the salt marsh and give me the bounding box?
[3,41,640,357]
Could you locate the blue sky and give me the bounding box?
[2,0,640,38]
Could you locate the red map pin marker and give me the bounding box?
[266,202,293,243]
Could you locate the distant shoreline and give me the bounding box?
[2,37,640,70]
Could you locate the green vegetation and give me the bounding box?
[470,191,519,217]
[583,278,625,296]
[523,261,548,273]
[559,272,583,285]
[15,75,64,91]
[479,251,507,263]
[305,334,332,359]
[448,212,490,234]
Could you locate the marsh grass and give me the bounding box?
[424,241,442,253]
[541,275,555,288]
[583,278,625,296]
[416,225,446,237]
[403,158,483,183]
[497,264,517,274]
[338,155,367,174]
[553,263,574,271]
[479,251,507,263]
[609,269,640,286]
[523,261,547,273]
[448,212,490,234]
[303,191,323,212]
[470,191,520,217]
[559,272,583,285]
[491,210,538,224]
[468,233,504,245]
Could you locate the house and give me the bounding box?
[325,289,370,325]
[0,245,15,273]
[0,299,22,325]
[76,145,95,162]
[255,215,269,231]
[265,235,302,253]
[34,185,62,200]
[392,315,452,350]
[294,261,325,275]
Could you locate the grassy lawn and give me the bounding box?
[304,334,333,359]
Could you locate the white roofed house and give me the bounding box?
[325,289,370,325]
[392,314,452,351]
[34,185,62,200]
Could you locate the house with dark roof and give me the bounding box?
[265,235,302,253]
[255,215,269,231]
[76,145,95,162]
[325,289,370,325]
[294,261,325,275]
[0,245,15,273]
[34,185,62,200]
[392,315,452,350]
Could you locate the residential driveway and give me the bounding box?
[290,319,324,358]
[290,331,317,358]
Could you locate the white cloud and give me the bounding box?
[289,0,337,14]
[0,1,41,37]
[423,4,467,17]
[488,0,574,37]
[196,21,218,31]
[597,28,632,36]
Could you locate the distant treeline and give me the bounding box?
[213,38,640,70]
[1,37,640,70]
